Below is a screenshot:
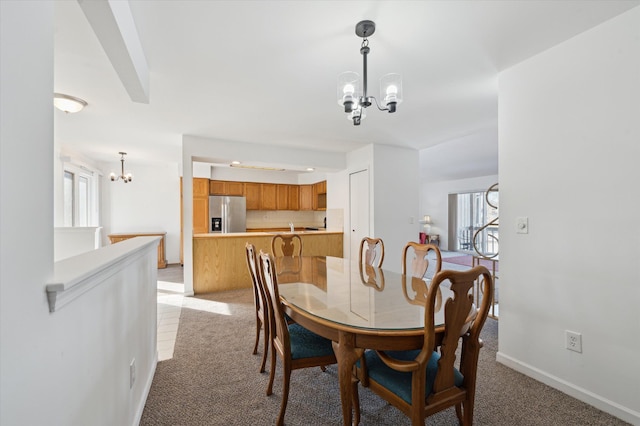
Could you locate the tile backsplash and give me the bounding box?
[247,209,343,230]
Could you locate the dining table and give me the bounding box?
[275,255,452,426]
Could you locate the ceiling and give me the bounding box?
[53,1,639,179]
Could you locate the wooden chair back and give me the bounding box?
[258,250,290,353]
[244,242,270,372]
[271,234,303,257]
[401,242,442,280]
[359,237,385,268]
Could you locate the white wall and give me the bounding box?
[341,144,420,272]
[497,7,640,423]
[420,174,499,250]
[1,4,157,424]
[372,144,420,272]
[102,163,181,264]
[54,226,102,261]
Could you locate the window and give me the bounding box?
[451,190,498,255]
[63,164,98,227]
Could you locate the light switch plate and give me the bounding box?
[516,217,528,234]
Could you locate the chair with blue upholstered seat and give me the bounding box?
[358,266,493,426]
[258,250,342,426]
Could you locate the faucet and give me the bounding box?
[289,222,294,232]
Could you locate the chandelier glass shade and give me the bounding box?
[110,152,133,183]
[337,20,402,125]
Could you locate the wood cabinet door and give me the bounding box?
[193,196,209,234]
[193,178,210,197]
[299,184,314,210]
[276,184,289,210]
[315,180,327,194]
[209,180,225,195]
[244,182,261,210]
[261,183,277,210]
[288,185,300,210]
[226,181,244,196]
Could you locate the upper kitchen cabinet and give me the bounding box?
[261,184,277,210]
[276,184,289,210]
[209,180,244,196]
[244,182,261,210]
[315,180,327,210]
[288,185,300,210]
[193,177,210,197]
[299,184,314,211]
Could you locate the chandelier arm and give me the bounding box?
[370,96,391,112]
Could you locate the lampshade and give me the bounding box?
[53,93,87,113]
[337,71,361,113]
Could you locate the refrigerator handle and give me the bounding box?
[222,202,227,233]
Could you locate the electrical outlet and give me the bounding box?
[565,330,582,353]
[130,358,136,388]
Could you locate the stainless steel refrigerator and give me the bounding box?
[209,196,246,233]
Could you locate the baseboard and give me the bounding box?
[132,353,158,426]
[496,351,640,425]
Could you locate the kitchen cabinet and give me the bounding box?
[315,180,327,210]
[299,184,314,210]
[288,185,300,210]
[192,178,210,234]
[180,177,210,264]
[244,182,261,210]
[210,180,243,195]
[261,183,277,210]
[315,180,327,195]
[193,231,343,293]
[277,184,294,210]
[193,177,210,197]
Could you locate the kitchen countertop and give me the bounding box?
[193,229,342,238]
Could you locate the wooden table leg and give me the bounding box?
[332,331,364,426]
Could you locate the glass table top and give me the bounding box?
[276,256,452,331]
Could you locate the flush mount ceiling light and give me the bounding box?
[338,20,402,126]
[53,93,88,113]
[110,152,133,183]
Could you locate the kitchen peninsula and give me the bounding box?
[193,230,343,294]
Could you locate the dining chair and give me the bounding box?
[401,241,442,281]
[258,250,341,426]
[359,236,385,268]
[244,243,269,373]
[271,234,303,257]
[358,266,494,425]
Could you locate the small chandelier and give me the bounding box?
[338,20,402,126]
[110,152,133,183]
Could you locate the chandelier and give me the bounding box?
[110,152,133,183]
[338,20,402,125]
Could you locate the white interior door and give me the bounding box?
[349,169,370,260]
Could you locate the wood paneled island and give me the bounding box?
[193,230,343,294]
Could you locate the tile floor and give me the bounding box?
[156,265,185,361]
